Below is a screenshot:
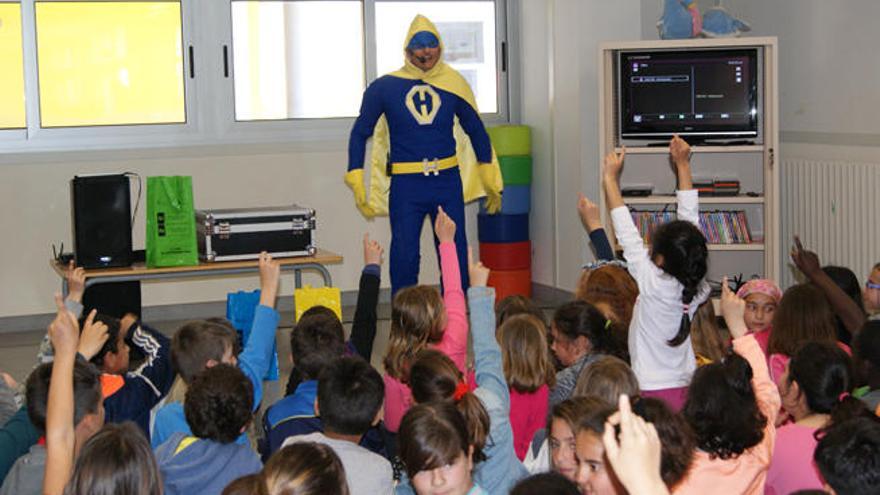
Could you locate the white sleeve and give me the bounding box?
[523,439,551,474]
[610,205,651,282]
[676,189,700,227]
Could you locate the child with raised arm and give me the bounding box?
[676,278,781,494]
[283,234,384,396]
[41,262,175,439]
[0,358,104,495]
[263,236,387,459]
[152,252,281,448]
[603,136,710,411]
[42,296,107,495]
[397,250,528,494]
[577,193,615,262]
[382,207,469,433]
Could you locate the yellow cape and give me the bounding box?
[366,14,503,215]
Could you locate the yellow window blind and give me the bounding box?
[35,1,185,127]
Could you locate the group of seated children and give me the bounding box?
[2,136,880,495]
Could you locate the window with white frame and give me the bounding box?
[230,1,365,120]
[374,1,499,114]
[3,0,508,150]
[34,1,186,127]
[0,1,26,129]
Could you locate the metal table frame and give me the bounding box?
[52,250,342,298]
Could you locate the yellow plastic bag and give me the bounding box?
[293,285,342,322]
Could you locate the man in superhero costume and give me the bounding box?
[346,14,503,295]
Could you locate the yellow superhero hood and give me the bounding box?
[365,14,503,216]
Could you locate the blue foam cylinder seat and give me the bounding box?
[478,213,529,243]
[480,184,530,215]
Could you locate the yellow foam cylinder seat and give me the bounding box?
[487,125,531,156]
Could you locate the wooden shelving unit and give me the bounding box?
[598,37,780,283]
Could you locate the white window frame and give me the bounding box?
[0,0,511,154]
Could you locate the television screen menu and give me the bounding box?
[621,50,757,135]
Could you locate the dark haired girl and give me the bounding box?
[766,342,872,494]
[676,280,780,494]
[573,397,695,494]
[549,300,624,408]
[398,402,486,495]
[398,258,527,494]
[603,136,710,411]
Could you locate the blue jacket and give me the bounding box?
[155,432,262,495]
[261,380,388,461]
[103,322,175,439]
[348,76,492,171]
[151,304,280,448]
[50,302,174,441]
[397,287,528,494]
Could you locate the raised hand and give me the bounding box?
[603,147,626,181]
[602,394,668,495]
[434,206,456,244]
[468,247,490,288]
[577,193,602,232]
[669,134,692,167]
[720,276,748,339]
[65,262,86,303]
[790,235,822,278]
[49,294,81,359]
[76,311,110,361]
[363,233,384,266]
[258,252,282,308]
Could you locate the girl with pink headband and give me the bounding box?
[736,279,782,356]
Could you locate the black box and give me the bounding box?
[196,205,316,262]
[71,174,133,268]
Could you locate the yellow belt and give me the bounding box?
[391,156,458,175]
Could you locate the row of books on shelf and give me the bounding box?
[631,210,753,245]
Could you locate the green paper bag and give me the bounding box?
[146,176,198,267]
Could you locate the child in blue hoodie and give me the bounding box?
[152,252,281,448]
[155,364,261,495]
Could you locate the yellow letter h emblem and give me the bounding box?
[405,85,441,125]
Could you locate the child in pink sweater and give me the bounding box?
[381,207,469,433]
[675,279,781,495]
[736,279,781,357]
[496,313,556,460]
[766,341,869,495]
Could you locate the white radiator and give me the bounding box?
[781,159,880,288]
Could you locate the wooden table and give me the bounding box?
[51,249,343,297]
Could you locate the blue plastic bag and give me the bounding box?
[227,289,279,381]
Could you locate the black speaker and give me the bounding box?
[82,282,142,321]
[71,174,133,268]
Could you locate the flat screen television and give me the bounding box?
[618,48,760,143]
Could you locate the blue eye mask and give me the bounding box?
[407,31,439,51]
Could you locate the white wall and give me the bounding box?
[642,0,880,144]
[518,0,642,292]
[2,0,649,319]
[0,141,463,318]
[639,0,880,282]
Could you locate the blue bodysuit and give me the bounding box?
[348,75,493,294]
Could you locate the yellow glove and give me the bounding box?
[478,163,503,214]
[344,169,375,218]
